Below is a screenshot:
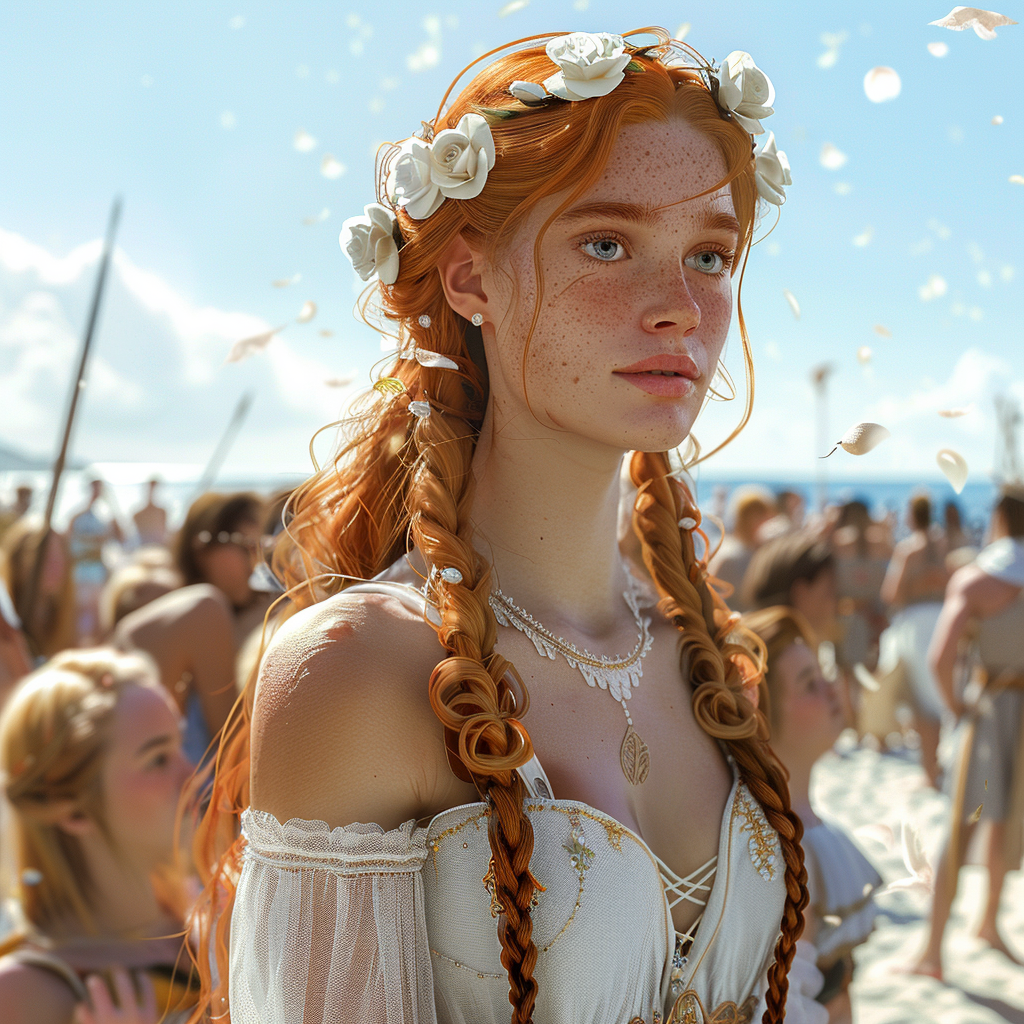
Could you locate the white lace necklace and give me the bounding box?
[488,576,654,785]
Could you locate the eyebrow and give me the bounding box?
[135,734,174,757]
[559,201,741,239]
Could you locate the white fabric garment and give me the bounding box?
[976,537,1024,588]
[229,581,817,1023]
[876,602,946,720]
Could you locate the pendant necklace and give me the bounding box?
[488,575,654,785]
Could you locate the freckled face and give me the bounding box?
[480,118,740,453]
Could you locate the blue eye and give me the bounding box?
[685,250,729,275]
[581,237,626,262]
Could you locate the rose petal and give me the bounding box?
[324,374,356,387]
[297,301,317,323]
[864,66,901,103]
[272,274,301,287]
[838,422,890,456]
[853,226,874,246]
[938,405,973,417]
[226,326,285,364]
[927,41,950,56]
[819,142,848,170]
[413,348,459,370]
[294,130,317,152]
[937,448,969,493]
[857,346,872,364]
[874,324,892,337]
[929,7,1017,38]
[497,0,528,14]
[783,289,801,319]
[321,154,346,178]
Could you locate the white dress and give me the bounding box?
[229,583,827,1024]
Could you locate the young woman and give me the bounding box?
[191,28,823,1024]
[0,648,199,1024]
[744,608,881,1024]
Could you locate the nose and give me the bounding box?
[641,266,701,335]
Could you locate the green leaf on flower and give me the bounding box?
[625,60,646,73]
[477,106,520,122]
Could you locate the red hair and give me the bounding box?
[188,28,804,1024]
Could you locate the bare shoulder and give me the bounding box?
[251,588,460,831]
[0,957,77,1024]
[951,563,1022,617]
[116,583,232,642]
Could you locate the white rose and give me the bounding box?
[339,203,400,284]
[389,113,496,220]
[754,132,792,207]
[716,50,775,134]
[543,32,631,101]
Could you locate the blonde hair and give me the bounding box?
[0,647,160,937]
[191,29,806,1024]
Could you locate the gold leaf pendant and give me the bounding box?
[620,724,650,785]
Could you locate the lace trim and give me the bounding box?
[241,807,429,875]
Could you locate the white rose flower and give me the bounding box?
[339,203,400,284]
[543,32,631,101]
[389,113,496,220]
[716,50,775,134]
[754,132,792,207]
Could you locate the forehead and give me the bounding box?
[108,683,178,750]
[776,641,818,680]
[583,118,733,218]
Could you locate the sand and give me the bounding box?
[813,735,1024,1022]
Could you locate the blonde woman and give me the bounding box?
[0,649,199,1023]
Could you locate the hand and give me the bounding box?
[74,969,158,1024]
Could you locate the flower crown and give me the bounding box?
[341,32,790,289]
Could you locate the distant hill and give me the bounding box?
[0,440,82,473]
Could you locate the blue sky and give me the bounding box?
[0,0,1021,487]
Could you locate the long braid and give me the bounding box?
[404,302,540,1023]
[629,450,807,1024]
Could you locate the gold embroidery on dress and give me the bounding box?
[667,990,758,1024]
[731,787,778,882]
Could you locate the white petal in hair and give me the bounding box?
[413,348,459,370]
[509,80,549,105]
[409,400,431,418]
[754,132,792,206]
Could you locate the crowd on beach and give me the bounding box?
[0,473,1021,1023]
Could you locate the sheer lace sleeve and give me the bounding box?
[230,808,437,1024]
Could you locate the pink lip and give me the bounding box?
[613,354,701,398]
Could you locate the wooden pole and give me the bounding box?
[21,199,122,642]
[191,390,255,500]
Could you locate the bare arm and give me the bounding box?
[879,546,908,606]
[927,572,971,715]
[0,961,78,1024]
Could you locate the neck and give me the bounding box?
[775,749,817,825]
[469,404,636,632]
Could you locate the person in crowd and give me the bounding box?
[759,489,806,544]
[0,485,34,542]
[171,492,270,645]
[98,558,182,639]
[0,647,199,1024]
[877,492,949,787]
[189,28,827,1024]
[708,485,775,609]
[0,578,32,705]
[1,521,77,660]
[911,485,1024,979]
[68,480,124,644]
[745,607,881,1023]
[131,478,169,549]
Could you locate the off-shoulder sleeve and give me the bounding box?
[230,807,437,1024]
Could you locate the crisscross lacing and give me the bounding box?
[654,851,718,943]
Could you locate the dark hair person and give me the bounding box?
[188,29,822,1024]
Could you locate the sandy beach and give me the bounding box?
[814,736,1024,1023]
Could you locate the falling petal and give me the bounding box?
[302,207,330,225]
[857,346,872,364]
[901,820,930,878]
[823,915,842,927]
[373,377,407,396]
[881,876,934,896]
[408,399,432,418]
[1010,175,1024,185]
[834,182,853,195]
[853,226,874,246]
[968,804,984,824]
[297,301,317,323]
[220,111,237,129]
[939,405,973,417]
[497,0,529,14]
[817,49,840,69]
[272,273,301,288]
[992,114,1004,124]
[853,663,880,690]
[293,129,317,152]
[674,22,691,40]
[321,155,346,179]
[324,374,356,387]
[783,289,801,319]
[407,42,441,72]
[874,324,892,337]
[226,326,285,364]
[318,329,333,338]
[937,448,968,493]
[928,40,950,55]
[819,142,848,170]
[836,422,890,456]
[929,7,1017,39]
[919,274,948,300]
[414,348,459,370]
[864,66,901,102]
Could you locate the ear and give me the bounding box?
[53,805,97,838]
[437,233,489,325]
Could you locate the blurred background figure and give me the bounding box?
[911,485,1024,980]
[708,484,774,610]
[0,521,77,661]
[98,554,181,640]
[131,478,168,549]
[0,579,32,705]
[67,479,124,645]
[877,492,950,787]
[0,486,34,543]
[759,488,806,543]
[745,606,881,1023]
[0,648,198,1024]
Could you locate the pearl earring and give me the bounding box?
[471,313,484,327]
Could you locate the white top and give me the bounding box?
[229,582,827,1024]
